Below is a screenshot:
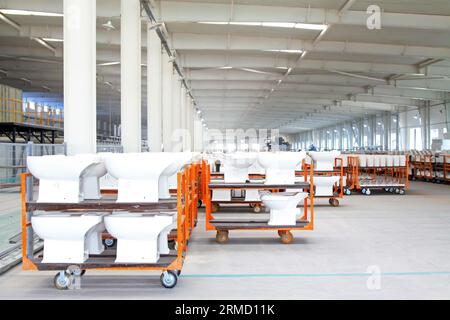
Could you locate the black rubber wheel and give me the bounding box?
[329,198,339,207]
[211,203,220,213]
[253,205,262,213]
[53,272,72,290]
[280,231,294,244]
[103,239,116,248]
[216,230,229,244]
[168,240,176,250]
[197,200,202,208]
[160,271,178,289]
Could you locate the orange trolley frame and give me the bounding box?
[20,164,196,289]
[203,163,315,244]
[346,154,409,194]
[296,157,344,206]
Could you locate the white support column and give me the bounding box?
[162,53,173,151]
[187,98,194,150]
[121,0,141,153]
[180,86,186,151]
[171,73,182,151]
[63,0,96,155]
[147,25,162,152]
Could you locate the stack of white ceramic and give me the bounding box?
[258,152,307,185]
[27,154,106,203]
[32,211,108,263]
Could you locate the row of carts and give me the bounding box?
[343,154,409,195]
[409,151,450,183]
[21,151,423,289]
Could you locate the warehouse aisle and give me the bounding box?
[0,182,449,299]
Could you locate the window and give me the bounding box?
[431,129,439,141]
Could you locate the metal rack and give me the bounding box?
[348,155,409,195]
[434,154,450,183]
[203,163,314,244]
[296,158,344,207]
[20,165,196,289]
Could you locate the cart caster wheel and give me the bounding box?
[53,271,72,290]
[160,270,178,289]
[345,189,351,195]
[253,205,262,213]
[249,203,255,208]
[399,189,405,195]
[280,231,293,244]
[365,189,371,195]
[216,230,229,244]
[361,188,366,194]
[395,188,400,194]
[329,198,339,207]
[168,240,177,251]
[103,239,116,248]
[211,203,220,213]
[197,200,202,208]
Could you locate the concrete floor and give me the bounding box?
[0,188,21,252]
[0,181,449,299]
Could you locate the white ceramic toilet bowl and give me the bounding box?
[160,152,193,199]
[157,213,178,255]
[223,153,256,183]
[248,159,265,175]
[32,212,106,263]
[76,154,107,200]
[260,192,309,226]
[258,152,306,184]
[104,213,175,263]
[27,155,104,203]
[309,151,341,171]
[104,153,174,203]
[358,155,367,167]
[313,176,341,196]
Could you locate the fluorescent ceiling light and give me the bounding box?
[98,62,120,66]
[276,67,288,70]
[42,38,63,42]
[0,9,62,17]
[219,66,232,69]
[198,21,327,30]
[32,37,56,54]
[265,49,303,54]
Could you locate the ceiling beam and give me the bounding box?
[158,1,450,30]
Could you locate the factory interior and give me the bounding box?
[0,0,449,302]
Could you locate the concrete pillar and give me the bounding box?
[162,53,173,151]
[147,25,162,152]
[384,111,392,151]
[187,98,194,150]
[179,86,185,150]
[63,0,96,155]
[359,120,364,148]
[445,102,450,138]
[171,74,182,151]
[121,0,141,153]
[399,108,408,150]
[419,101,431,149]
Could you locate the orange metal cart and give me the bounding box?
[203,163,315,244]
[20,165,195,289]
[296,158,344,206]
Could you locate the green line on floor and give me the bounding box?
[181,271,450,278]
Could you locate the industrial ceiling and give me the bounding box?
[0,0,449,134]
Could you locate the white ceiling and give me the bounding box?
[0,0,449,134]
